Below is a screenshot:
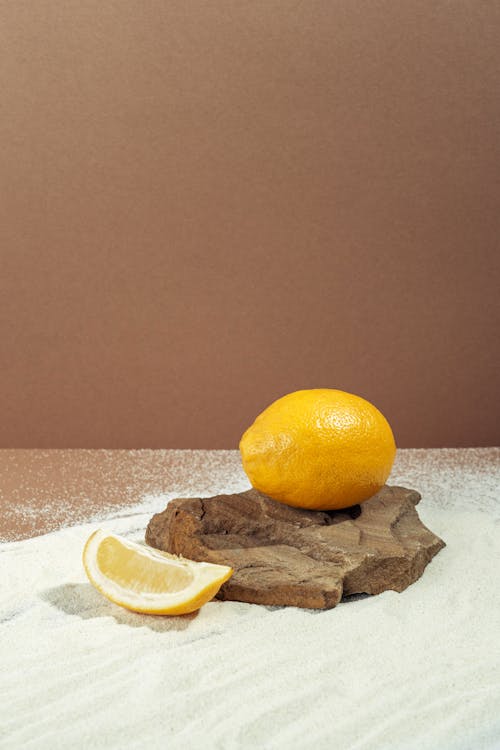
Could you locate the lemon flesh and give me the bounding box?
[83,529,233,615]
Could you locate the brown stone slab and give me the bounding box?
[146,485,445,609]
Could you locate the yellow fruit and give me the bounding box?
[239,389,396,511]
[83,529,233,615]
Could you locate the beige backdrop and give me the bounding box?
[1,1,499,448]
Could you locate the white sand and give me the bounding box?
[1,449,500,750]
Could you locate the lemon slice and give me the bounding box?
[83,529,233,615]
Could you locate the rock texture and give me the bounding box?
[145,486,445,609]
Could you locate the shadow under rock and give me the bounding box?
[341,592,371,603]
[41,583,198,632]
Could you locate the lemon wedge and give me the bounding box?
[83,529,233,615]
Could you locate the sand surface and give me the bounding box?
[1,449,500,749]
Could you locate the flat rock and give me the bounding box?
[145,486,445,609]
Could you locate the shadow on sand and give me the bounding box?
[41,583,198,632]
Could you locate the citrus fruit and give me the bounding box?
[239,388,396,511]
[83,529,233,615]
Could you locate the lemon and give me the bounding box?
[83,529,233,615]
[239,388,396,511]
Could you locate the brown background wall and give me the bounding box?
[1,1,499,449]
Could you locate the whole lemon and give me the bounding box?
[239,389,396,510]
